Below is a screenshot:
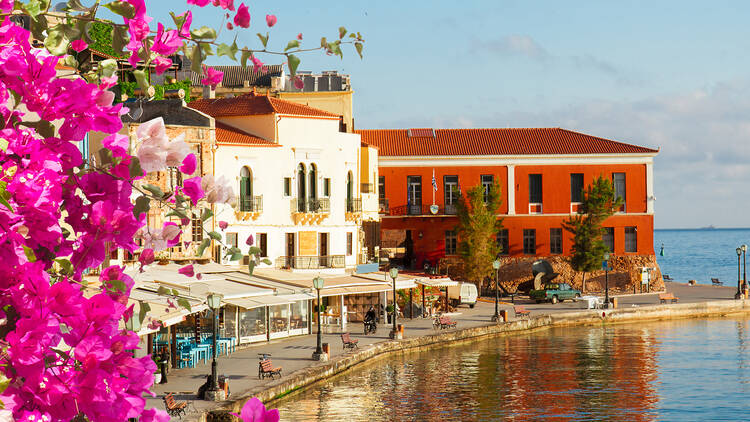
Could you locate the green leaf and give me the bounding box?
[44,26,69,56]
[190,26,217,41]
[19,120,55,139]
[257,32,269,48]
[55,258,73,275]
[128,157,144,178]
[22,246,36,262]
[156,286,170,296]
[97,147,114,166]
[320,37,327,48]
[99,58,118,78]
[196,238,211,256]
[338,26,347,39]
[287,54,300,77]
[139,301,151,326]
[22,0,44,18]
[103,1,136,19]
[169,11,186,30]
[208,231,222,241]
[355,42,363,59]
[29,13,48,40]
[63,55,79,70]
[240,49,252,68]
[171,289,180,296]
[165,208,189,219]
[66,0,89,12]
[106,279,127,294]
[142,184,164,198]
[261,258,272,265]
[177,297,192,312]
[0,138,6,152]
[133,69,149,92]
[133,195,150,219]
[226,247,241,255]
[0,181,11,212]
[248,246,262,255]
[230,253,244,261]
[217,40,239,60]
[0,373,10,395]
[112,26,129,57]
[190,45,203,74]
[248,260,256,275]
[200,208,213,222]
[284,40,300,51]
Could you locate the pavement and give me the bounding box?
[147,281,737,416]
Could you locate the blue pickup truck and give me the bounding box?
[529,282,581,304]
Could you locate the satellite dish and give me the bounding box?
[127,100,143,120]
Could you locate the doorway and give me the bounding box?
[319,233,329,267]
[286,233,295,268]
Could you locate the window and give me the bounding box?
[346,232,353,256]
[570,173,583,203]
[258,233,268,257]
[444,175,459,214]
[613,172,626,207]
[378,176,385,201]
[550,228,562,254]
[283,177,291,197]
[529,174,542,203]
[407,176,422,214]
[169,167,183,191]
[625,227,637,253]
[323,178,331,197]
[496,229,509,255]
[445,230,457,255]
[523,229,536,255]
[240,167,252,211]
[191,213,203,242]
[308,164,317,200]
[226,232,238,248]
[481,175,494,202]
[603,227,614,252]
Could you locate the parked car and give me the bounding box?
[529,282,581,304]
[447,282,478,308]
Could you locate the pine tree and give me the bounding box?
[456,182,503,290]
[562,176,623,292]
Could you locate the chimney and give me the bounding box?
[202,85,216,99]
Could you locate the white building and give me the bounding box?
[189,92,371,274]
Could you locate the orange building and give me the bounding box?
[357,128,658,269]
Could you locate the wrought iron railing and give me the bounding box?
[275,255,345,269]
[290,197,330,213]
[386,204,460,216]
[378,199,389,213]
[237,195,263,212]
[346,198,362,213]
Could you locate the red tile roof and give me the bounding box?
[355,128,658,156]
[189,92,340,118]
[215,122,279,147]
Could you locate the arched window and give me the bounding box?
[308,164,317,200]
[239,166,253,211]
[297,163,306,212]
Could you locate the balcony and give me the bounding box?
[290,197,330,225]
[386,204,460,217]
[238,195,263,212]
[346,198,362,213]
[378,199,389,214]
[275,255,345,269]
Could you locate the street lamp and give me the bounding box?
[312,276,326,360]
[737,247,743,299]
[206,292,223,395]
[491,260,501,322]
[389,267,399,339]
[603,253,610,308]
[742,245,747,294]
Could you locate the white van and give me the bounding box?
[447,282,478,308]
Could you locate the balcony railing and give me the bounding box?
[346,198,362,213]
[237,195,263,212]
[275,255,345,269]
[361,183,374,193]
[290,197,330,213]
[386,204,460,216]
[379,199,389,213]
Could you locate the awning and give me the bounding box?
[224,292,315,310]
[320,284,392,297]
[127,288,208,335]
[415,277,458,288]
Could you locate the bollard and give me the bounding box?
[610,297,618,309]
[398,324,404,336]
[499,309,508,322]
[322,343,329,356]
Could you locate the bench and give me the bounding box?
[663,274,673,281]
[341,332,358,350]
[712,278,723,286]
[439,316,457,329]
[258,359,282,380]
[163,393,187,419]
[514,305,531,318]
[659,293,679,304]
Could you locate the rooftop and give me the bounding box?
[188,91,340,118]
[356,128,659,157]
[214,122,280,147]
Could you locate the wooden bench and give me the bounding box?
[258,359,282,380]
[439,316,457,329]
[712,278,723,286]
[659,293,679,304]
[341,332,358,350]
[163,393,187,419]
[514,305,531,318]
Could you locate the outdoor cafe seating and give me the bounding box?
[153,333,238,369]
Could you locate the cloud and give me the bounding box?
[481,34,550,60]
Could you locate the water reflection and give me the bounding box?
[273,318,750,421]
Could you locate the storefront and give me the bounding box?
[224,294,313,343]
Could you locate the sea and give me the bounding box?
[655,228,750,286]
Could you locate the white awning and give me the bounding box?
[224,292,315,310]
[415,277,458,288]
[320,284,392,297]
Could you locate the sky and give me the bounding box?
[140,0,750,229]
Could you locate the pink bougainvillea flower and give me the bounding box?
[201,174,234,204]
[265,14,277,27]
[167,298,177,309]
[293,76,304,90]
[212,0,235,10]
[0,0,13,13]
[152,55,172,75]
[152,23,183,56]
[178,264,195,277]
[166,133,190,167]
[100,74,118,89]
[201,65,224,90]
[182,176,205,206]
[139,248,155,272]
[136,118,169,172]
[246,234,254,246]
[180,218,190,226]
[231,397,280,422]
[178,10,193,38]
[71,39,88,52]
[219,221,228,231]
[297,33,303,40]
[102,133,130,158]
[234,3,250,28]
[187,0,211,5]
[227,22,234,30]
[196,273,203,280]
[147,319,162,330]
[140,408,170,422]
[180,153,197,175]
[251,55,265,73]
[161,222,182,247]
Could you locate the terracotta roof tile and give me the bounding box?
[355,128,658,156]
[215,122,279,147]
[188,92,339,118]
[189,65,283,88]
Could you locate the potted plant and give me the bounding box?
[152,354,163,384]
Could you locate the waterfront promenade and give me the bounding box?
[148,282,738,419]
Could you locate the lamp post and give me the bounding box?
[737,247,743,299]
[389,267,399,339]
[312,276,326,361]
[206,292,223,398]
[603,253,610,308]
[743,245,747,294]
[491,260,501,322]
